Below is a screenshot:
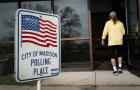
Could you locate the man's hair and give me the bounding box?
[109,11,118,24]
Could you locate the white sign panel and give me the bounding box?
[15,9,61,82]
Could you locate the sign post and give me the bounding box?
[15,9,61,83]
[37,80,41,90]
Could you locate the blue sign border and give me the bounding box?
[16,9,61,82]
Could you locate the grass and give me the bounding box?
[0,74,36,85]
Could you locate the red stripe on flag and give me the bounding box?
[46,43,57,47]
[40,26,56,32]
[40,30,57,36]
[22,31,57,39]
[22,36,57,43]
[39,22,57,29]
[39,18,57,26]
[22,40,57,47]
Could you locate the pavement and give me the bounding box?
[0,85,140,90]
[0,70,140,90]
[42,70,140,85]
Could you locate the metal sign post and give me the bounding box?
[15,9,61,83]
[37,80,41,90]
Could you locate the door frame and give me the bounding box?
[89,0,128,70]
[88,0,94,70]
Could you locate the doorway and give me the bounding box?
[127,0,140,76]
[90,0,127,70]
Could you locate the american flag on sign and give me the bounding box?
[21,15,57,47]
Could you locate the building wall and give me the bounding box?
[0,0,140,74]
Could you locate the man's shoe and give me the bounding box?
[118,67,122,73]
[113,71,118,76]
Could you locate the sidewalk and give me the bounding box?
[0,70,140,90]
[42,70,140,85]
[0,85,140,90]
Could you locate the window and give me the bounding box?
[21,0,51,13]
[62,40,90,69]
[0,2,18,42]
[54,0,89,38]
[0,2,18,76]
[54,0,91,70]
[0,0,92,72]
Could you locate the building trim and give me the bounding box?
[88,0,93,70]
[61,37,89,41]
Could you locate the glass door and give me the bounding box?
[126,0,140,76]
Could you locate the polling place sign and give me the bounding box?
[15,9,61,82]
